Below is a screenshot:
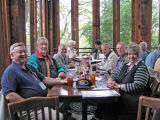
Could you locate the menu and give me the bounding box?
[81,90,120,98]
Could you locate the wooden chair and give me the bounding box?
[8,96,59,120]
[150,75,160,97]
[137,96,160,120]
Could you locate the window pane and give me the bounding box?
[120,0,131,45]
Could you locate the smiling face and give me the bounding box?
[37,39,48,56]
[11,46,28,66]
[128,51,139,65]
[101,44,110,56]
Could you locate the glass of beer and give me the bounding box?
[67,72,73,86]
[90,72,96,84]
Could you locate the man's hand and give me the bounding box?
[58,72,66,78]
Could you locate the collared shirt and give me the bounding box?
[115,56,124,72]
[1,62,47,99]
[145,49,160,68]
[59,53,67,65]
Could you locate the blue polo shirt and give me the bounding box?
[1,62,47,99]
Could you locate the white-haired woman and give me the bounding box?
[67,40,77,59]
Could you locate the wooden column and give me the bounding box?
[113,0,120,49]
[10,0,26,44]
[159,0,160,44]
[29,0,37,54]
[92,0,100,47]
[131,0,135,42]
[140,0,152,50]
[71,0,79,49]
[53,0,60,49]
[48,0,54,55]
[0,0,11,88]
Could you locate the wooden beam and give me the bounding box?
[48,0,54,55]
[131,0,135,42]
[113,0,116,46]
[71,0,79,49]
[53,0,60,49]
[29,0,37,54]
[40,0,43,36]
[134,0,141,43]
[140,0,152,50]
[44,0,49,39]
[10,0,26,44]
[92,0,100,47]
[0,0,11,88]
[159,0,160,44]
[113,0,120,49]
[116,0,120,44]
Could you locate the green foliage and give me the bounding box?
[59,0,159,49]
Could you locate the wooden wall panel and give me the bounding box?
[71,0,79,49]
[92,0,100,47]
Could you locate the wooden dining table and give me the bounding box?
[47,84,120,120]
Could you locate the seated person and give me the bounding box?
[67,40,77,59]
[92,40,102,58]
[1,42,67,119]
[139,41,149,62]
[145,44,160,68]
[154,58,160,72]
[54,44,74,71]
[95,42,150,120]
[96,43,118,74]
[112,42,128,73]
[27,37,65,78]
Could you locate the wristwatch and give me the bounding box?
[118,84,121,89]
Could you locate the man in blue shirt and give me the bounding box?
[1,42,67,103]
[113,42,128,73]
[145,44,160,68]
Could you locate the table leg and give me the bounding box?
[82,102,87,120]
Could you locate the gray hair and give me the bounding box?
[68,40,76,47]
[58,44,66,52]
[139,42,147,51]
[101,43,110,49]
[10,42,26,54]
[116,42,127,48]
[37,37,48,46]
[128,42,142,58]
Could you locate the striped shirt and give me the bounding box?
[111,60,149,93]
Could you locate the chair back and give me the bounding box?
[150,75,160,97]
[137,96,160,120]
[8,96,59,120]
